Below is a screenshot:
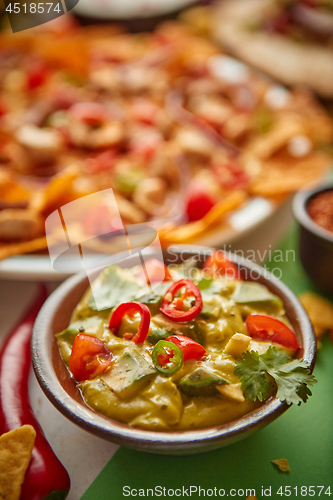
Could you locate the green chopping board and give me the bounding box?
[82,227,333,500]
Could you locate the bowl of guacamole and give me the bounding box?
[32,247,316,455]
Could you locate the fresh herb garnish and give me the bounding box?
[89,265,139,311]
[234,347,317,405]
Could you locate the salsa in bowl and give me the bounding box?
[31,247,316,454]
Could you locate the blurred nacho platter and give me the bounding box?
[0,21,332,279]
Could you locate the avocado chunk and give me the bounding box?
[148,327,172,344]
[179,367,229,397]
[232,282,283,309]
[139,293,163,316]
[183,321,205,346]
[56,316,104,344]
[200,296,222,319]
[101,349,156,399]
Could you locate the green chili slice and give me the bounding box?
[152,340,183,375]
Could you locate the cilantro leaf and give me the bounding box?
[197,276,215,291]
[89,265,139,311]
[196,276,226,300]
[234,350,271,402]
[235,347,317,405]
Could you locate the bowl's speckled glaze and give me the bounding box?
[31,246,316,455]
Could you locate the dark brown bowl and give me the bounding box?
[293,182,333,294]
[31,246,316,455]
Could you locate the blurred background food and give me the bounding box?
[0,0,332,266]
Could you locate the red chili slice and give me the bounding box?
[109,302,151,344]
[204,250,242,280]
[160,279,203,322]
[245,314,300,350]
[70,334,113,382]
[166,335,207,361]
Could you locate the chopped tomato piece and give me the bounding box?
[204,250,241,280]
[130,99,159,125]
[70,334,113,382]
[82,203,123,237]
[211,162,249,190]
[245,314,300,350]
[26,62,48,90]
[185,184,217,222]
[86,151,117,173]
[166,335,207,361]
[137,258,172,285]
[69,102,111,126]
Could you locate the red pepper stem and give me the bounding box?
[0,285,71,500]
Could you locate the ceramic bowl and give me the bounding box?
[293,181,333,294]
[31,246,316,455]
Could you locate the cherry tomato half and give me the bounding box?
[204,250,241,280]
[136,258,172,285]
[166,335,207,361]
[69,334,113,382]
[160,279,203,322]
[185,183,217,222]
[245,314,300,350]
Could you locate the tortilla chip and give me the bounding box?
[178,6,214,36]
[272,458,290,472]
[0,236,48,261]
[299,292,333,342]
[250,152,330,197]
[0,425,36,500]
[38,167,86,218]
[247,115,306,160]
[158,190,247,245]
[246,496,258,500]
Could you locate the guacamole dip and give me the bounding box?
[56,255,300,431]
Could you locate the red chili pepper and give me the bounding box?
[165,335,207,361]
[245,314,300,350]
[69,334,113,382]
[160,279,203,322]
[204,250,242,280]
[0,286,70,500]
[109,302,151,344]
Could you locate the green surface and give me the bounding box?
[82,227,333,500]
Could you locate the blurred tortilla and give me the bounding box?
[213,0,333,98]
